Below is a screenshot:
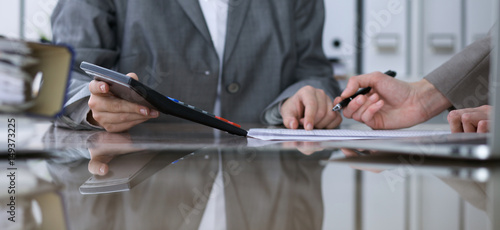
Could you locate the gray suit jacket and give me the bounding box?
[425,35,492,109]
[51,0,340,129]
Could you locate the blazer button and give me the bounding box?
[227,82,240,94]
[204,71,211,76]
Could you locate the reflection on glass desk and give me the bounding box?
[1,120,499,230]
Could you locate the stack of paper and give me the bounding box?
[247,128,451,141]
[0,38,38,112]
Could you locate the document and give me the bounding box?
[0,38,38,112]
[247,128,451,141]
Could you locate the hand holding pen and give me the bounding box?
[331,70,437,130]
[333,70,453,130]
[333,70,396,111]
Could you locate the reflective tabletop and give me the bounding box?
[0,119,499,230]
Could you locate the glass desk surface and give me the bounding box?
[1,119,499,230]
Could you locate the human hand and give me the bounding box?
[339,148,384,173]
[87,73,160,132]
[87,131,143,175]
[447,105,491,133]
[282,141,324,155]
[335,72,451,129]
[280,86,342,130]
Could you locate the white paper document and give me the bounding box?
[247,128,451,141]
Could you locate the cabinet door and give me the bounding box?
[421,0,462,75]
[321,164,356,230]
[322,0,357,77]
[362,0,409,77]
[0,1,20,38]
[363,171,406,230]
[419,176,461,230]
[465,0,494,46]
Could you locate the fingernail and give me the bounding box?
[151,110,159,117]
[140,108,148,116]
[289,121,295,129]
[100,165,106,174]
[306,123,313,130]
[369,94,377,101]
[100,84,106,92]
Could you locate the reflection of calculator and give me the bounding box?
[80,62,247,136]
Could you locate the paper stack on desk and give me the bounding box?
[247,128,451,141]
[0,37,73,118]
[0,38,39,112]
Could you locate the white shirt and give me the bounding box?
[199,0,228,118]
[198,1,228,230]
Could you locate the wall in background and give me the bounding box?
[0,0,57,41]
[323,0,495,81]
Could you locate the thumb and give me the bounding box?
[88,158,109,176]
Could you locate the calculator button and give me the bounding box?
[167,97,179,103]
[202,110,216,117]
[192,107,203,112]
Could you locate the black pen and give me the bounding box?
[332,70,397,112]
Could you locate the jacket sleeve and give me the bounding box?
[51,0,118,129]
[424,35,492,110]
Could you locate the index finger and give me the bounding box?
[302,93,318,130]
[341,71,386,98]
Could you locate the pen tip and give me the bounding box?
[332,104,341,112]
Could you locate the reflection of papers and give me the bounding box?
[247,128,451,141]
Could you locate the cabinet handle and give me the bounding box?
[428,34,455,50]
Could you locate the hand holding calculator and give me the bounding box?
[80,62,248,136]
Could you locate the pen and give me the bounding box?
[332,70,397,111]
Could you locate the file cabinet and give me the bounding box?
[322,0,357,78]
[362,0,409,77]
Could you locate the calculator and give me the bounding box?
[80,62,248,136]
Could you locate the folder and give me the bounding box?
[0,38,73,118]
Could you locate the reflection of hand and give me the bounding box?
[87,73,159,132]
[340,148,383,173]
[335,72,451,129]
[447,105,491,133]
[282,142,324,155]
[88,132,142,175]
[281,86,342,130]
[340,148,371,158]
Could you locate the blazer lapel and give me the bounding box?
[175,0,213,44]
[223,0,253,63]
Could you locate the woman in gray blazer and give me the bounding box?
[51,0,343,132]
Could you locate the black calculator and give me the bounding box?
[80,62,248,136]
